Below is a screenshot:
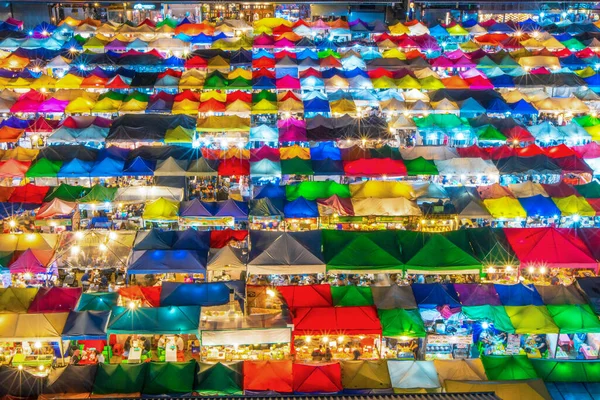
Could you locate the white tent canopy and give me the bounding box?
[435,158,499,176]
[387,360,441,390]
[351,197,422,216]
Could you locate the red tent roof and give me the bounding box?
[504,126,535,143]
[276,75,301,90]
[198,98,226,113]
[299,68,322,79]
[175,90,200,102]
[209,229,248,248]
[515,144,545,157]
[293,363,343,393]
[277,285,333,309]
[504,227,597,269]
[541,181,578,198]
[343,158,407,177]
[292,306,382,336]
[244,360,293,393]
[252,57,276,69]
[253,68,276,79]
[184,56,207,69]
[27,117,58,133]
[545,144,578,158]
[477,183,514,199]
[28,287,82,313]
[106,75,130,89]
[456,145,491,159]
[118,285,161,307]
[217,158,250,176]
[251,146,280,162]
[8,184,49,204]
[227,90,252,103]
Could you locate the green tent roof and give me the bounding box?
[286,181,350,201]
[142,362,196,394]
[156,17,178,29]
[164,126,195,143]
[93,363,147,395]
[404,234,481,274]
[404,157,439,176]
[378,308,426,338]
[561,38,585,51]
[26,158,63,178]
[107,305,200,334]
[99,91,127,102]
[324,230,403,272]
[0,251,13,270]
[124,91,149,103]
[227,77,252,89]
[396,230,429,262]
[530,359,600,383]
[44,184,90,202]
[505,305,559,335]
[331,285,373,306]
[204,74,227,89]
[318,49,340,59]
[477,125,507,142]
[413,114,468,129]
[281,157,314,175]
[547,304,600,334]
[575,181,600,199]
[574,115,600,127]
[195,362,243,395]
[253,90,277,103]
[481,355,538,381]
[462,305,515,333]
[78,184,117,203]
[76,292,119,312]
[466,227,519,267]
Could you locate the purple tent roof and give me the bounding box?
[277,117,306,129]
[38,98,69,113]
[105,39,128,51]
[179,198,215,217]
[215,199,248,219]
[454,283,502,306]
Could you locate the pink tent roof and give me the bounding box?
[445,49,468,60]
[38,98,69,113]
[9,249,50,275]
[251,146,280,162]
[431,57,454,68]
[276,75,301,90]
[279,125,307,142]
[466,76,494,89]
[274,38,296,48]
[35,198,77,219]
[453,55,476,68]
[61,116,112,129]
[573,142,600,159]
[0,159,30,178]
[254,33,275,47]
[277,117,306,129]
[28,287,82,313]
[311,19,330,30]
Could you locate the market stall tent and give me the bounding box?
[142,361,196,395]
[195,362,243,395]
[42,364,98,397]
[340,360,391,390]
[530,359,600,383]
[292,362,343,393]
[0,287,38,313]
[61,310,110,339]
[0,365,46,398]
[107,305,200,335]
[0,312,68,342]
[481,355,538,380]
[546,304,600,333]
[371,285,417,309]
[378,308,426,338]
[243,360,293,393]
[292,306,381,336]
[444,379,552,400]
[433,359,487,385]
[277,285,333,309]
[331,285,373,307]
[92,363,147,395]
[76,292,119,312]
[505,305,559,334]
[387,360,440,392]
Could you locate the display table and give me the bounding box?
[12,353,53,367]
[128,347,142,363]
[165,345,177,362]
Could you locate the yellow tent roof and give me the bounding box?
[389,22,410,35]
[575,66,596,78]
[220,148,250,160]
[225,99,251,115]
[142,197,179,221]
[350,181,415,199]
[254,17,292,29]
[118,99,148,113]
[172,99,200,115]
[251,99,277,114]
[483,197,527,219]
[519,38,544,49]
[445,379,551,400]
[197,115,250,132]
[502,90,528,103]
[5,77,33,89]
[280,145,310,160]
[278,98,303,113]
[55,74,84,89]
[30,75,57,90]
[228,68,252,80]
[382,48,407,59]
[552,195,596,217]
[372,76,397,89]
[326,75,349,89]
[0,313,69,342]
[396,75,421,90]
[200,90,226,102]
[1,147,39,161]
[459,40,481,51]
[92,97,121,113]
[51,89,87,101]
[330,98,357,114]
[178,73,205,89]
[0,54,29,70]
[377,39,398,49]
[447,24,469,36]
[164,126,195,143]
[65,97,96,114]
[59,16,82,27]
[207,55,230,69]
[541,37,566,50]
[584,125,600,141]
[16,232,57,251]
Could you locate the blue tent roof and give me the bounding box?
[254,49,274,59]
[317,39,338,50]
[560,54,587,69]
[253,183,286,199]
[296,49,318,60]
[462,19,478,28]
[283,196,319,218]
[412,283,461,308]
[310,142,341,160]
[495,283,544,306]
[159,281,242,307]
[252,76,276,89]
[489,75,515,88]
[123,157,155,176]
[510,99,539,115]
[518,195,561,218]
[584,74,600,89]
[518,18,541,32]
[429,24,449,37]
[215,199,249,219]
[62,310,110,340]
[345,67,369,78]
[89,157,124,177]
[304,98,331,113]
[1,116,29,129]
[163,56,185,68]
[488,22,514,33]
[312,159,345,175]
[486,98,511,114]
[57,158,94,178]
[322,68,346,79]
[62,38,83,51]
[0,203,39,219]
[127,249,207,275]
[188,33,214,44]
[553,33,572,42]
[179,199,216,217]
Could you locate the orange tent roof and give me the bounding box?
[441,75,470,89]
[0,126,24,143]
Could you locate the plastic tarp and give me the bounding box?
[481,355,538,380]
[378,308,426,338]
[76,292,119,311]
[546,304,600,333]
[433,359,487,385]
[404,235,481,275]
[277,285,333,309]
[331,285,373,307]
[0,287,37,313]
[530,359,600,383]
[411,283,461,308]
[28,287,81,313]
[292,306,382,336]
[0,313,68,341]
[0,365,46,398]
[444,379,552,400]
[43,364,97,396]
[371,285,417,309]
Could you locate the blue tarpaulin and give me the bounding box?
[310,142,341,161]
[518,195,561,218]
[283,197,319,218]
[495,283,544,306]
[89,157,124,177]
[127,250,207,275]
[62,310,110,340]
[253,183,286,199]
[159,281,245,307]
[412,283,461,308]
[57,159,94,178]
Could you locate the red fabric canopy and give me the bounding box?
[251,146,280,162]
[489,145,516,160]
[218,158,250,176]
[28,287,82,313]
[209,229,248,248]
[252,57,276,69]
[118,285,161,307]
[293,363,343,393]
[8,184,50,204]
[277,285,333,309]
[343,158,407,177]
[545,144,578,158]
[292,306,382,336]
[503,228,597,269]
[9,249,51,274]
[244,360,293,393]
[456,145,491,159]
[515,144,545,157]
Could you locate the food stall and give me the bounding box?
[378,308,426,360]
[291,306,382,361]
[0,313,68,371]
[199,313,291,362]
